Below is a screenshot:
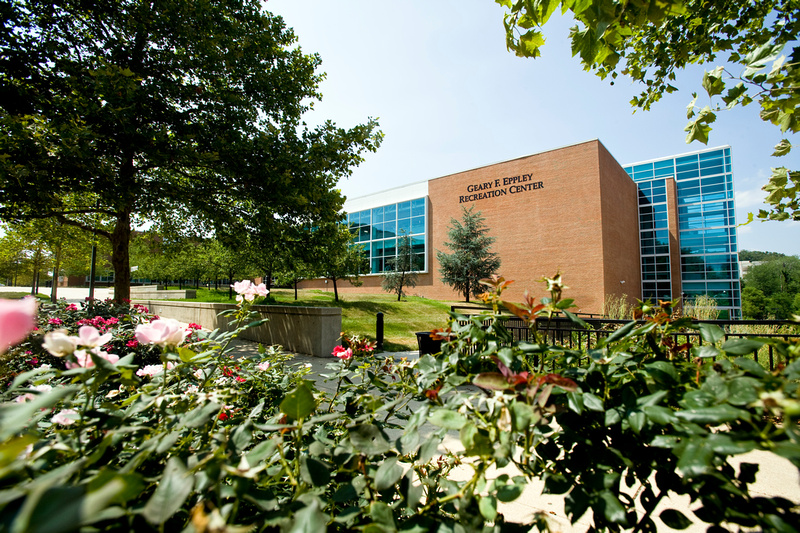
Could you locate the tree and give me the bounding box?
[496,0,800,221]
[0,0,381,302]
[437,206,501,302]
[310,222,368,302]
[381,233,419,301]
[742,255,800,318]
[741,286,768,319]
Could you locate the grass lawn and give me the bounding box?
[165,287,459,351]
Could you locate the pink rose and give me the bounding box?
[332,345,353,361]
[52,409,78,425]
[77,325,112,348]
[0,297,37,354]
[135,318,187,348]
[65,349,119,369]
[232,280,269,303]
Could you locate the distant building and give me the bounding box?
[299,140,742,317]
[739,260,763,279]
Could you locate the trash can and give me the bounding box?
[416,331,443,355]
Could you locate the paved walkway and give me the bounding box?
[0,286,113,303]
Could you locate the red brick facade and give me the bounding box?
[300,140,642,314]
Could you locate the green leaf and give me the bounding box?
[697,323,724,344]
[691,345,721,359]
[290,498,328,532]
[722,338,764,355]
[509,400,539,430]
[644,361,679,382]
[477,494,497,521]
[300,456,331,487]
[0,386,79,441]
[773,139,792,157]
[496,483,524,502]
[181,402,222,428]
[350,424,391,456]
[702,66,725,97]
[659,508,693,529]
[474,372,510,391]
[643,405,677,425]
[177,346,196,362]
[143,457,194,525]
[460,422,494,456]
[628,410,646,434]
[583,392,604,411]
[374,456,403,491]
[369,501,396,529]
[280,384,316,421]
[675,404,747,424]
[676,438,716,476]
[598,490,628,524]
[733,357,768,377]
[232,420,253,451]
[428,409,467,430]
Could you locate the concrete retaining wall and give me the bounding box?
[130,286,196,300]
[132,300,341,358]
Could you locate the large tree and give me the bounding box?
[0,0,381,301]
[437,206,501,302]
[496,0,800,221]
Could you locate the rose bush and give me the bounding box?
[0,275,797,531]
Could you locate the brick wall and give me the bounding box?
[301,140,642,313]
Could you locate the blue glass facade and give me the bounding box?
[347,197,427,274]
[624,147,741,318]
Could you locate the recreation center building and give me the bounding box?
[299,139,742,318]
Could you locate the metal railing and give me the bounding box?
[449,306,800,371]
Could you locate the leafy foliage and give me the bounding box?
[0,0,381,300]
[496,0,800,220]
[742,255,800,318]
[1,275,799,531]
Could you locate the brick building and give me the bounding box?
[299,139,742,317]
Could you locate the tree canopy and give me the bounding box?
[0,0,381,300]
[496,0,800,221]
[741,254,800,318]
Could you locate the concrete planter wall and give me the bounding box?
[132,300,341,358]
[129,286,197,300]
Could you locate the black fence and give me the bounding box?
[450,305,800,371]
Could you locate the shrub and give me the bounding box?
[0,276,798,531]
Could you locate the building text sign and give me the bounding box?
[459,173,543,204]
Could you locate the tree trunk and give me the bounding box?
[50,244,62,303]
[110,209,132,303]
[294,279,298,300]
[397,272,404,301]
[332,277,339,302]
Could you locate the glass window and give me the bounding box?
[397,201,411,219]
[346,197,427,273]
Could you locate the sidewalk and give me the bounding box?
[0,286,113,303]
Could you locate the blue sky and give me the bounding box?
[268,1,799,256]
